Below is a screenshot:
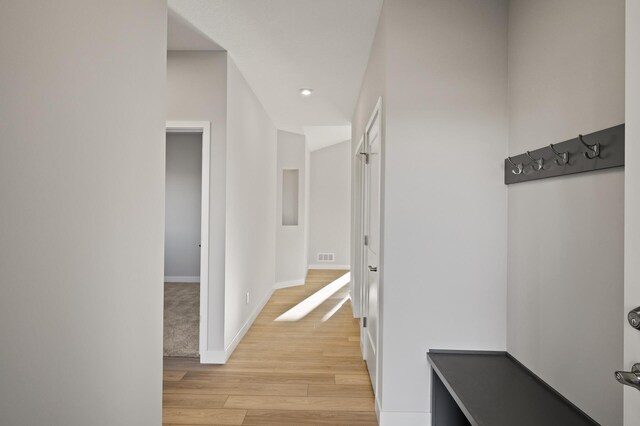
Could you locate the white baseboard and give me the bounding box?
[274,279,305,289]
[199,350,226,364]
[307,264,351,270]
[223,287,275,361]
[379,411,431,426]
[164,276,200,283]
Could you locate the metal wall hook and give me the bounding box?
[507,157,523,175]
[549,143,569,165]
[578,134,600,159]
[526,151,544,171]
[504,124,623,185]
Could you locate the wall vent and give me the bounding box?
[317,253,335,262]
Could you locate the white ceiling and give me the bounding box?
[168,0,383,148]
[167,9,224,51]
[303,125,352,152]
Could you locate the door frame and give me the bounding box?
[166,120,211,359]
[353,135,366,319]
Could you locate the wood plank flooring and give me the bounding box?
[163,269,378,425]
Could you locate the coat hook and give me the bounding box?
[578,134,600,159]
[549,143,569,165]
[526,151,544,171]
[507,157,523,175]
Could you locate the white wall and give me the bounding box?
[276,130,308,285]
[167,51,278,360]
[384,0,509,416]
[625,1,640,424]
[353,0,508,422]
[167,51,227,353]
[507,2,625,424]
[165,132,202,280]
[224,57,277,350]
[308,141,352,269]
[0,1,166,424]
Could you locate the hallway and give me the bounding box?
[163,269,377,425]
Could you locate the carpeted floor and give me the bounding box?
[163,283,199,357]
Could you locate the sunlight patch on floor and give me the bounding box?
[275,272,351,322]
[321,294,351,322]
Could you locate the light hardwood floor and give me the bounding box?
[163,269,378,425]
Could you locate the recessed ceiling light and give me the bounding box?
[300,88,313,96]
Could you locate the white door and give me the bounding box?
[363,100,382,394]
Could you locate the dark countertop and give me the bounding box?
[427,350,599,426]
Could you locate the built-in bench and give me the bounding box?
[427,350,599,426]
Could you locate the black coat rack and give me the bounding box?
[504,124,624,185]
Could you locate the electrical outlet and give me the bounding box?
[246,292,250,305]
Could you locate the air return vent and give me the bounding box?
[317,253,335,262]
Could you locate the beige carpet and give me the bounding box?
[163,283,199,357]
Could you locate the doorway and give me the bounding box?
[164,121,210,360]
[359,98,382,399]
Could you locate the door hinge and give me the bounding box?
[362,317,367,328]
[359,152,369,164]
[364,235,368,246]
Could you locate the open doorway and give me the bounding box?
[164,121,210,360]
